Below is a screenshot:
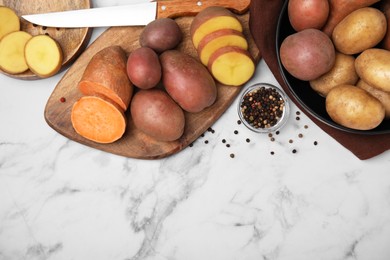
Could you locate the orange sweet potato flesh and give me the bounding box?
[322,0,380,36]
[78,46,133,111]
[71,95,127,144]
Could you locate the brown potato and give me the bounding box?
[140,18,182,53]
[288,0,329,31]
[355,48,390,93]
[130,89,185,142]
[280,28,335,81]
[326,84,385,130]
[379,0,390,50]
[357,80,390,119]
[309,52,358,97]
[160,50,217,113]
[332,7,387,55]
[126,47,161,89]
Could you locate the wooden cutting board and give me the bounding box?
[0,0,92,80]
[44,12,260,159]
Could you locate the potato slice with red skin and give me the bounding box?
[190,6,243,49]
[207,46,255,86]
[197,29,248,66]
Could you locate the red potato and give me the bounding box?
[288,0,329,31]
[280,28,335,81]
[130,89,185,142]
[208,46,255,86]
[127,47,161,89]
[197,29,248,66]
[321,0,380,36]
[190,6,243,49]
[71,95,127,144]
[78,46,133,111]
[160,50,217,113]
[140,18,182,53]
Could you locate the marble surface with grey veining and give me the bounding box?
[1,1,390,260]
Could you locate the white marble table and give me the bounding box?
[1,1,390,260]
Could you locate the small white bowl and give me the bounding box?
[238,83,290,133]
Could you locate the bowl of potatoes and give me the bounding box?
[276,0,390,134]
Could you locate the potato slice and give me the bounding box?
[208,46,255,86]
[197,29,248,66]
[0,6,20,40]
[24,35,63,78]
[0,31,32,74]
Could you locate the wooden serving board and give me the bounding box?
[44,13,260,159]
[0,0,92,80]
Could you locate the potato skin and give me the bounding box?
[326,85,385,130]
[355,48,390,93]
[332,7,387,55]
[288,0,329,31]
[130,89,185,142]
[140,18,182,53]
[280,28,335,81]
[309,52,358,97]
[127,47,161,89]
[160,50,217,113]
[357,80,390,119]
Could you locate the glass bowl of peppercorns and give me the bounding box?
[238,83,290,133]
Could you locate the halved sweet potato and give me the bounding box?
[208,46,255,86]
[197,29,248,66]
[71,95,127,144]
[78,46,133,111]
[0,31,31,74]
[190,6,243,49]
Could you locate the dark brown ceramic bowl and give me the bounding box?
[275,0,390,135]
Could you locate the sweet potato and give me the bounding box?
[197,29,248,66]
[207,46,255,86]
[190,6,243,49]
[71,95,127,144]
[25,35,63,78]
[78,46,133,111]
[0,6,20,40]
[321,0,380,36]
[0,31,32,74]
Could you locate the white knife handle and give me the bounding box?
[156,0,250,19]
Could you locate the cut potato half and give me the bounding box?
[208,46,255,86]
[25,35,63,78]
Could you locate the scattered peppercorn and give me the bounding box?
[240,86,285,129]
[270,151,275,155]
[304,125,309,129]
[234,130,239,134]
[296,116,300,120]
[60,97,66,103]
[230,153,235,158]
[292,149,297,154]
[226,144,230,148]
[276,131,280,135]
[270,137,275,142]
[222,139,226,143]
[314,141,318,146]
[289,139,293,143]
[204,140,208,144]
[296,111,301,115]
[237,120,242,125]
[298,133,303,138]
[189,143,193,147]
[246,138,250,143]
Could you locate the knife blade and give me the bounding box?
[21,0,250,28]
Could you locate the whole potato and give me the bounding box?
[326,85,385,130]
[130,89,185,141]
[288,0,329,31]
[357,80,390,119]
[379,0,390,50]
[127,47,161,89]
[280,28,335,81]
[160,50,217,113]
[309,52,358,97]
[355,48,390,92]
[140,18,182,53]
[332,7,387,55]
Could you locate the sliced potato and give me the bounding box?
[0,6,20,40]
[0,31,32,74]
[25,35,63,78]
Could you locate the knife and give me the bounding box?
[22,0,250,28]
